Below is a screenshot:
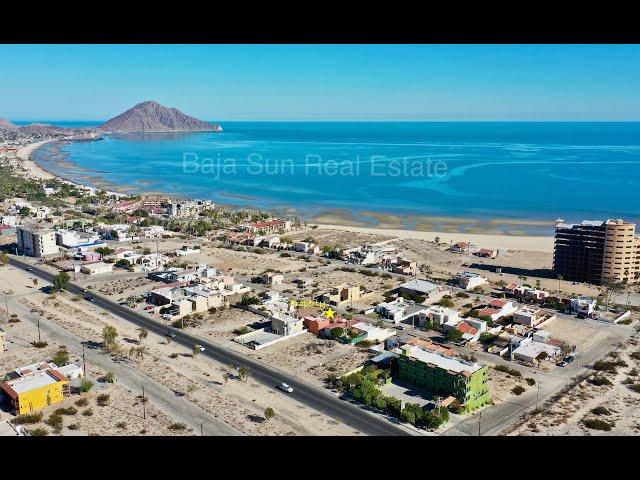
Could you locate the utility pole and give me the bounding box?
[37,317,41,343]
[536,382,541,410]
[82,344,86,377]
[478,410,482,436]
[200,423,204,436]
[142,386,146,420]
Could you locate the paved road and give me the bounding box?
[7,296,242,436]
[9,256,410,436]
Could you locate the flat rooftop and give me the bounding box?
[397,279,438,294]
[7,371,61,394]
[403,345,483,374]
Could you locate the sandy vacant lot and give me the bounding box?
[509,333,640,436]
[0,312,187,436]
[18,291,360,436]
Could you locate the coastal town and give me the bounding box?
[1,123,639,437]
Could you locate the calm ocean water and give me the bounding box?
[31,122,640,234]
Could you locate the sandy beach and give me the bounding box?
[16,139,57,180]
[314,223,555,252]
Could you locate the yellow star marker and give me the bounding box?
[324,307,336,319]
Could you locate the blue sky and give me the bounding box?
[1,44,640,121]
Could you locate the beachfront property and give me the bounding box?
[455,271,489,291]
[375,298,429,325]
[449,242,472,254]
[168,199,214,217]
[476,299,518,321]
[396,344,490,411]
[16,225,59,257]
[553,218,640,285]
[476,248,497,259]
[238,218,292,234]
[513,305,556,327]
[0,362,71,415]
[99,223,139,242]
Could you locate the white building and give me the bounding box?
[476,299,518,321]
[271,313,304,336]
[16,226,58,257]
[455,271,488,291]
[81,261,114,275]
[513,306,556,327]
[375,298,429,325]
[570,296,598,317]
[352,322,395,342]
[419,305,461,327]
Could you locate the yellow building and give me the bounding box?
[1,367,69,415]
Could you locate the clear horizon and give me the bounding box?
[2,44,640,121]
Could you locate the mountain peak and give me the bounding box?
[100,101,221,133]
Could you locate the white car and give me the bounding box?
[278,382,293,393]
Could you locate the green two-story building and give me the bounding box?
[397,344,490,412]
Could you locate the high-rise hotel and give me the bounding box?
[553,218,640,285]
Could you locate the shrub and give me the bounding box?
[55,406,78,415]
[67,423,80,430]
[96,394,110,406]
[525,378,536,386]
[82,409,94,417]
[31,340,48,348]
[169,353,179,359]
[45,414,63,430]
[512,385,526,395]
[30,428,49,436]
[583,418,614,431]
[168,422,187,431]
[116,422,127,429]
[628,383,640,393]
[589,376,612,386]
[14,412,43,424]
[75,398,89,407]
[590,406,610,416]
[79,379,94,392]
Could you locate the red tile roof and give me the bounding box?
[456,321,479,336]
[488,299,508,308]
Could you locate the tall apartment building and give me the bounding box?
[397,344,490,411]
[16,226,58,257]
[553,219,640,285]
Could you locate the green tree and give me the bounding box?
[52,348,69,366]
[102,325,118,351]
[446,328,464,342]
[264,407,276,421]
[52,272,70,291]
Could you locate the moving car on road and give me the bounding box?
[278,383,294,393]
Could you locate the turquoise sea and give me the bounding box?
[31,122,640,235]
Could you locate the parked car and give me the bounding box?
[144,305,154,311]
[278,382,294,393]
[165,331,176,338]
[557,360,568,367]
[84,295,95,302]
[25,266,33,271]
[161,314,173,320]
